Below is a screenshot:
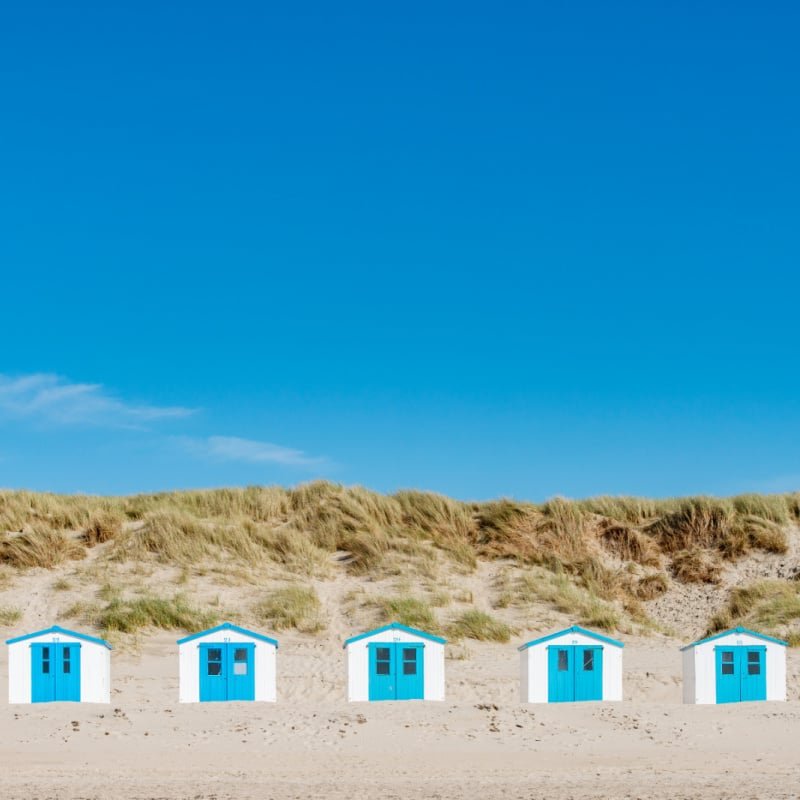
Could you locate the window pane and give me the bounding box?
[208,648,222,662]
[376,661,390,675]
[721,663,734,675]
[557,650,569,671]
[63,661,71,674]
[403,662,417,675]
[748,652,761,675]
[233,663,247,675]
[63,648,71,661]
[403,648,417,662]
[583,650,594,671]
[42,647,50,659]
[376,647,391,661]
[207,662,222,676]
[42,662,50,674]
[722,651,734,663]
[234,648,248,662]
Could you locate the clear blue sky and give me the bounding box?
[1,2,799,500]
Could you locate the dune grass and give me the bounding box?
[447,609,514,643]
[83,511,124,546]
[0,525,86,569]
[0,605,22,626]
[66,591,219,636]
[253,585,326,633]
[709,580,800,643]
[371,594,441,633]
[2,485,800,636]
[670,548,723,584]
[498,568,622,631]
[633,572,670,600]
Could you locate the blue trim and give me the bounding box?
[176,622,278,647]
[343,622,447,648]
[681,626,788,651]
[518,625,623,651]
[6,625,112,649]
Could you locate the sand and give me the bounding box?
[1,531,800,799]
[1,629,799,800]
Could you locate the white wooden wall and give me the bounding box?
[345,629,445,702]
[520,631,623,703]
[683,631,786,704]
[178,630,277,703]
[8,632,110,704]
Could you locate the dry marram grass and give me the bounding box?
[1,485,799,638]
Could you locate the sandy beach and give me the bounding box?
[1,628,799,800]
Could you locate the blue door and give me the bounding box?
[716,646,767,703]
[200,644,228,701]
[548,645,603,702]
[396,644,424,700]
[740,647,767,702]
[548,646,574,702]
[31,643,81,702]
[227,643,256,701]
[575,646,603,701]
[199,643,255,702]
[369,643,424,701]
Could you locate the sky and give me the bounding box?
[1,2,799,501]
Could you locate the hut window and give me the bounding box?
[41,647,50,674]
[747,651,761,675]
[63,648,71,674]
[557,650,569,671]
[207,648,223,676]
[233,648,248,675]
[721,651,734,675]
[583,650,594,671]
[402,648,418,675]
[375,647,391,675]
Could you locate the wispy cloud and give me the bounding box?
[0,373,194,428]
[178,435,325,468]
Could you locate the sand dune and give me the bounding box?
[1,493,800,797]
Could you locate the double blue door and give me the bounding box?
[715,646,766,703]
[199,643,255,701]
[31,643,81,702]
[548,645,603,702]
[368,642,424,700]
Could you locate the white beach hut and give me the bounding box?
[177,622,278,703]
[343,622,446,702]
[6,625,112,704]
[518,625,623,703]
[681,626,787,704]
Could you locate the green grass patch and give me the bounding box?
[447,609,514,643]
[253,585,326,633]
[372,594,440,633]
[66,593,219,636]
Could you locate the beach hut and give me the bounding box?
[6,625,112,704]
[177,622,278,703]
[681,626,787,704]
[518,625,623,703]
[343,622,446,702]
